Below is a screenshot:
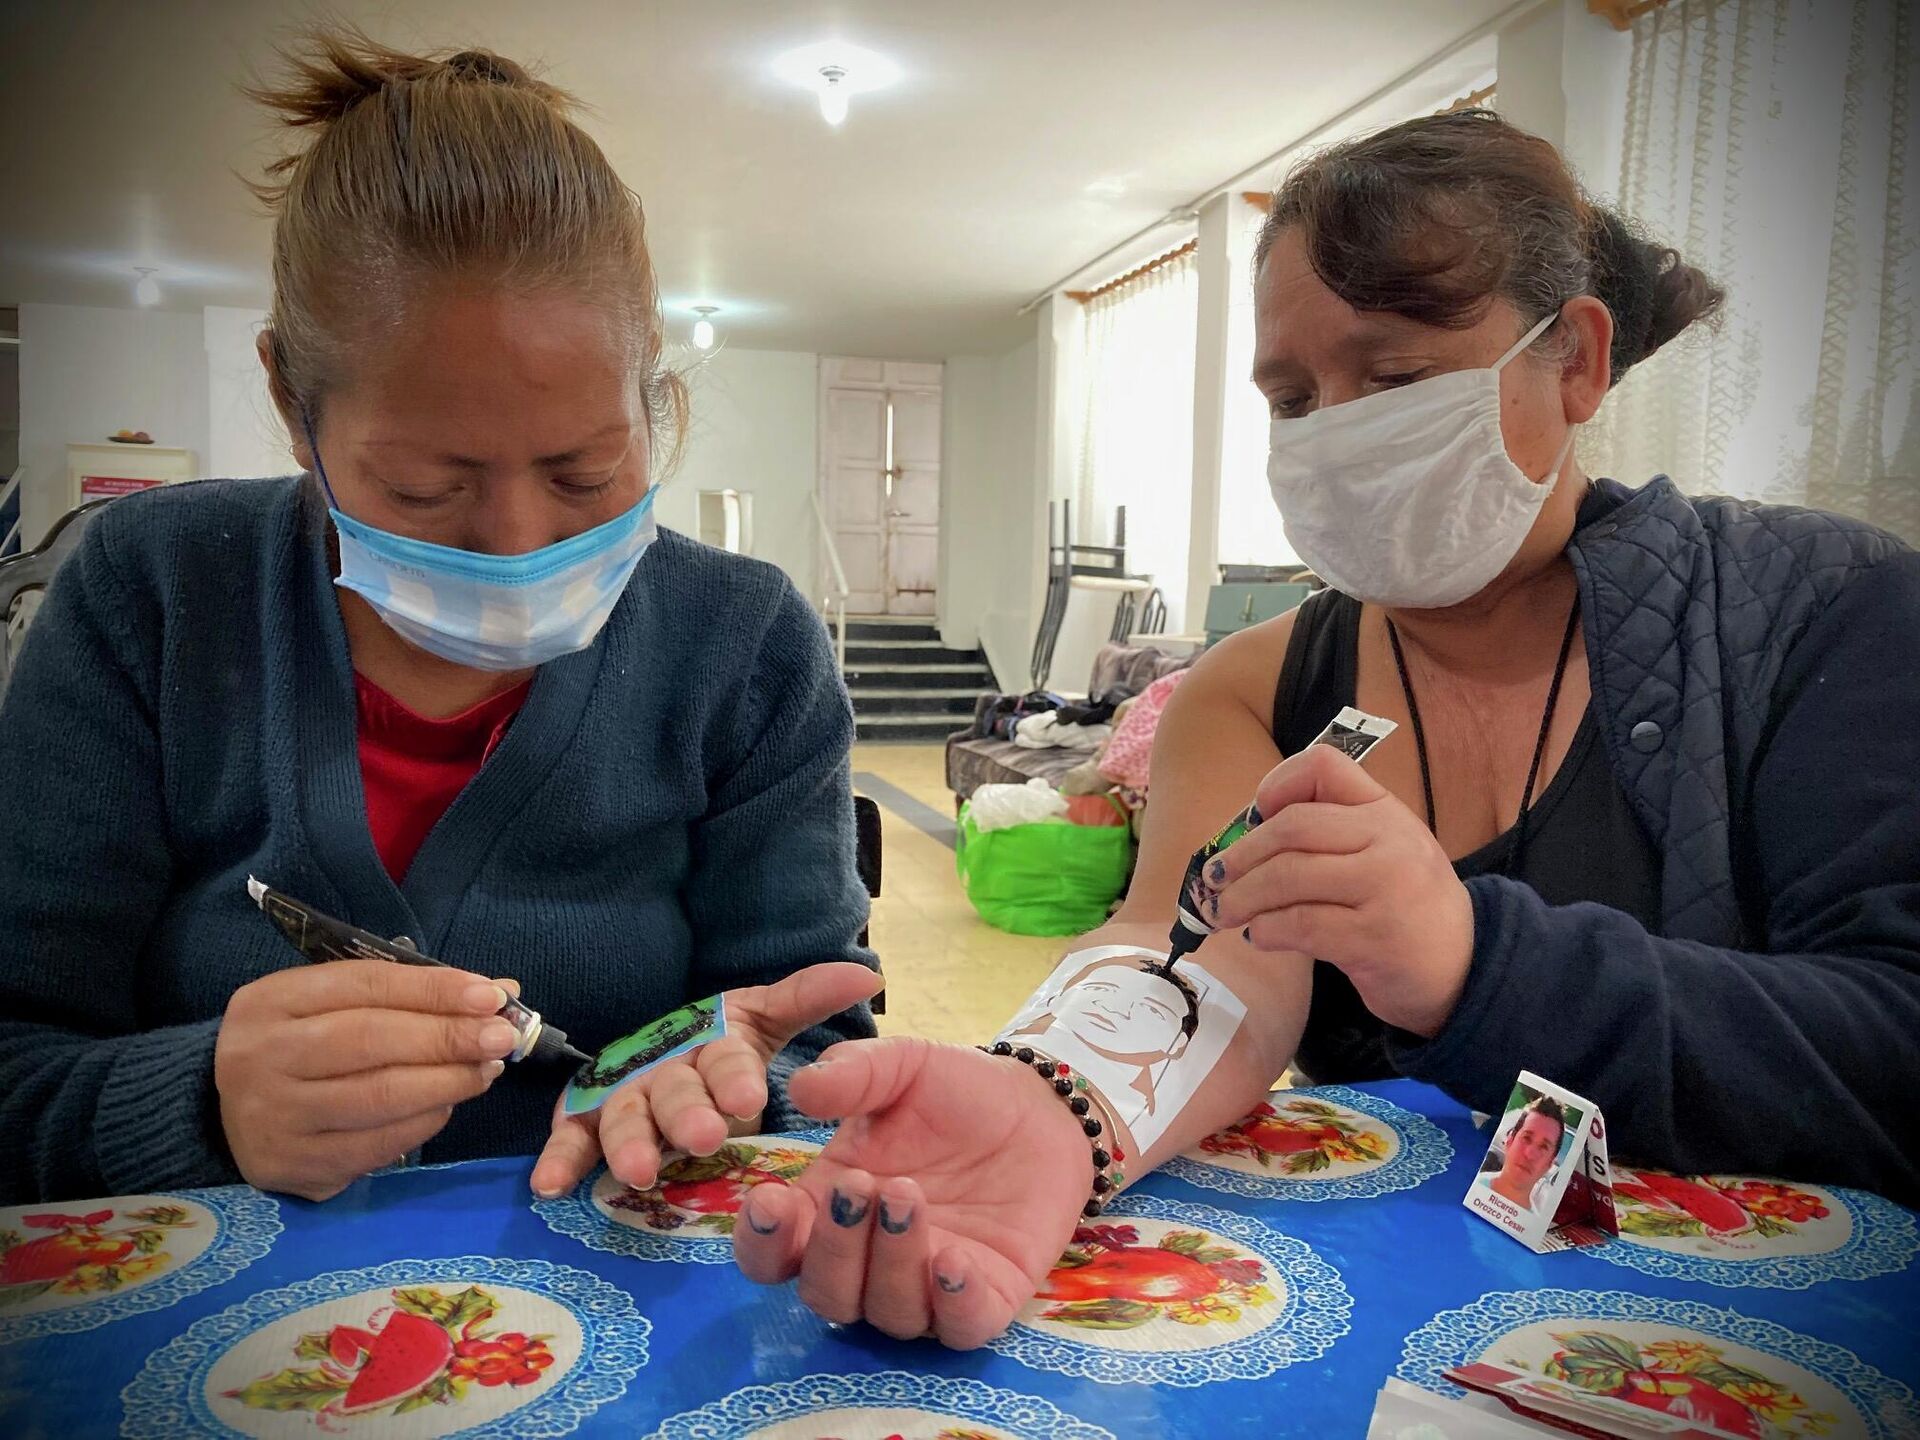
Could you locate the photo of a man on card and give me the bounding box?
[1480,1095,1569,1212]
[1465,1074,1594,1249]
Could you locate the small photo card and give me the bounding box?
[1463,1070,1617,1254]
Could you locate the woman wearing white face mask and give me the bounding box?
[723,110,1919,1350]
[0,33,879,1206]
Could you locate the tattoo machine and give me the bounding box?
[1160,705,1398,976]
[245,876,591,1065]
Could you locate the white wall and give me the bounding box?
[657,346,819,602]
[17,303,209,547]
[941,334,1041,688]
[1497,0,1631,199]
[204,305,292,479]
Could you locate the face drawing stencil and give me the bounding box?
[1000,945,1247,1156]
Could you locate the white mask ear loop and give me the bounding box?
[1493,308,1564,372]
[1497,309,1580,488]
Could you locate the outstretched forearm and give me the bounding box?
[1011,918,1309,1183]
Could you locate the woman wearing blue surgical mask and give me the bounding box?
[724,110,1919,1350]
[0,32,878,1206]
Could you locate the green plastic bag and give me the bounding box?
[955,802,1135,936]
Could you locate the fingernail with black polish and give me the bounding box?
[1208,892,1221,920]
[1242,926,1253,942]
[936,1272,966,1294]
[746,1208,779,1236]
[877,1198,911,1235]
[1209,859,1227,884]
[830,1189,869,1228]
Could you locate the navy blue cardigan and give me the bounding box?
[1388,478,1920,1203]
[0,477,877,1203]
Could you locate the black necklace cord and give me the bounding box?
[1385,596,1581,878]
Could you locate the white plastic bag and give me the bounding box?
[967,777,1069,833]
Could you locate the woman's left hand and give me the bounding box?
[1211,743,1473,1038]
[528,961,882,1198]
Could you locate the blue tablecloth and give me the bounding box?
[3,1081,1915,1438]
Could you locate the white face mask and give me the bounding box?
[1265,310,1577,609]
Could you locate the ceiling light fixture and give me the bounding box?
[817,66,850,126]
[690,305,720,351]
[133,267,160,306]
[772,42,899,128]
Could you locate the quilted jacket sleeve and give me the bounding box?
[1389,550,1920,1205]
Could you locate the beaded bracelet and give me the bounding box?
[979,1041,1127,1217]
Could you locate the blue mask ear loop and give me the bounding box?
[299,409,343,511]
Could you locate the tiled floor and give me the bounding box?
[851,743,1065,1045]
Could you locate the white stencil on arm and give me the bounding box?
[996,945,1248,1158]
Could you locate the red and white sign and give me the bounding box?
[79,475,168,500]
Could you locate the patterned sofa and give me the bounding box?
[943,641,1197,806]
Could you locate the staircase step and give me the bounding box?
[844,642,984,665]
[844,618,940,642]
[846,692,977,717]
[845,664,992,691]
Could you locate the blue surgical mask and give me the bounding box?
[305,416,658,671]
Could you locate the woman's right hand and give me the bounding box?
[214,959,519,1201]
[731,1038,1092,1349]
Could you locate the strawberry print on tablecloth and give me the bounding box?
[534,1132,826,1265]
[1587,1166,1918,1289]
[988,1193,1350,1387]
[0,1187,280,1345]
[121,1257,648,1439]
[1396,1288,1918,1440]
[1164,1085,1453,1203]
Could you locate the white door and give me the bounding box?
[885,388,940,615]
[824,388,888,612]
[820,359,943,617]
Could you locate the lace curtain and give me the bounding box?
[1584,0,1918,541]
[1073,247,1199,630]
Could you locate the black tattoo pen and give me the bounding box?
[1157,706,1399,977]
[246,876,592,1065]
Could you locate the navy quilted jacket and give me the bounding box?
[1386,477,1920,1203]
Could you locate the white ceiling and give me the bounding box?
[0,0,1516,357]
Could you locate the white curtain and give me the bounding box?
[1585,0,1919,542]
[1073,247,1199,629]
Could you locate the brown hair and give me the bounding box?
[1505,1094,1569,1145]
[246,28,685,459]
[1255,109,1725,384]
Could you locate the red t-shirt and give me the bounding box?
[354,673,533,882]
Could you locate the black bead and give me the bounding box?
[1091,1148,1110,1168]
[1014,1047,1034,1064]
[1053,1077,1073,1096]
[1092,1175,1113,1194]
[1082,1200,1102,1217]
[1069,1096,1090,1115]
[1082,1118,1103,1138]
[989,1041,1013,1056]
[1034,1061,1056,1078]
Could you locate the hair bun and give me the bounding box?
[247,30,557,135]
[442,49,530,86]
[1588,207,1726,379]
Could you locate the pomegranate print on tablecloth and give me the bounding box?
[1165,1085,1452,1203]
[0,1187,279,1345]
[121,1257,648,1439]
[1591,1166,1917,1290]
[1396,1288,1917,1440]
[988,1193,1351,1387]
[535,1131,827,1265]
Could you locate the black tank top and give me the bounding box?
[1273,588,1663,1083]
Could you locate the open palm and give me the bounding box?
[731,1037,1091,1349]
